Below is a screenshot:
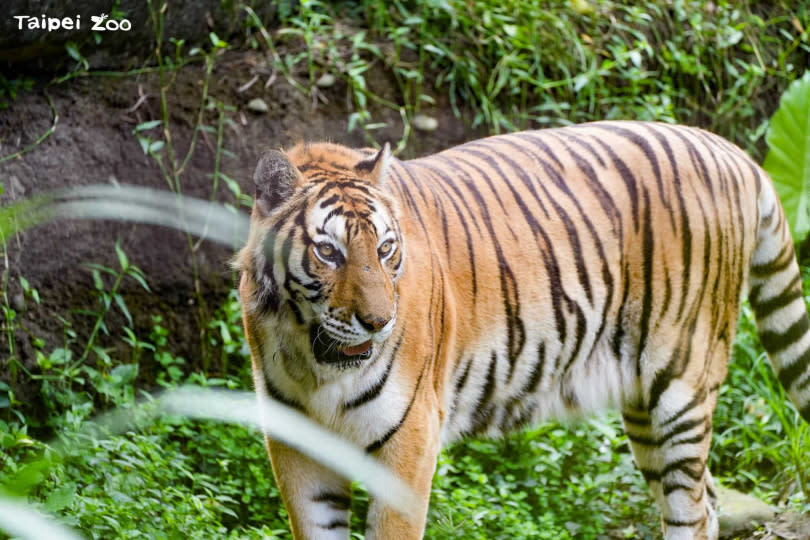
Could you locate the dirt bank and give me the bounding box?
[0,48,481,414]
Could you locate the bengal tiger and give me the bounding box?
[236,121,810,540]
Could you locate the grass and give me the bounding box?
[261,0,809,158]
[1,0,810,538]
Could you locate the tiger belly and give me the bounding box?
[442,323,639,443]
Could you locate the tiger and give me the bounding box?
[236,120,810,540]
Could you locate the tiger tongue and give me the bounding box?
[342,340,372,356]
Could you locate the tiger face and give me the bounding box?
[243,143,403,372]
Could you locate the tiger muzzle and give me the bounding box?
[309,324,374,368]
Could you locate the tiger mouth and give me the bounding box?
[309,325,373,367]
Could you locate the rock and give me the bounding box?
[247,98,268,113]
[11,293,24,312]
[8,175,26,197]
[412,114,438,132]
[716,485,775,537]
[766,511,810,539]
[315,73,336,88]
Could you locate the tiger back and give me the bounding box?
[237,121,810,540]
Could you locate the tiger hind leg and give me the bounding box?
[623,379,720,540]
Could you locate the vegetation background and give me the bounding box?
[0,0,809,538]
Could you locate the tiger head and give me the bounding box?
[240,142,403,372]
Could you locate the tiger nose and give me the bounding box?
[357,313,391,332]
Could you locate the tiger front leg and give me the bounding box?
[266,438,352,540]
[364,401,442,540]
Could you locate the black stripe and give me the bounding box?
[489,137,551,218]
[263,370,305,412]
[611,267,631,358]
[477,352,498,410]
[343,356,395,410]
[776,340,810,390]
[751,242,794,277]
[365,347,428,453]
[638,185,655,372]
[661,261,672,317]
[626,416,707,446]
[388,166,431,241]
[639,467,661,483]
[641,124,693,323]
[721,149,750,315]
[526,341,546,394]
[548,131,622,232]
[449,356,473,417]
[412,163,480,302]
[660,391,705,427]
[626,432,657,446]
[622,409,650,426]
[467,352,499,435]
[668,424,711,447]
[661,456,704,480]
[318,520,349,530]
[286,299,304,325]
[312,492,351,510]
[663,483,695,496]
[664,518,702,527]
[750,275,803,319]
[659,125,716,322]
[452,146,516,220]
[318,193,340,207]
[760,315,809,355]
[258,232,280,313]
[592,137,639,231]
[648,324,693,412]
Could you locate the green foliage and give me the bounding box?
[0,75,34,109]
[263,0,808,156]
[713,268,810,503]
[425,421,658,538]
[764,70,810,244]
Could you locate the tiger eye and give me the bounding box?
[378,240,394,256]
[316,242,335,258]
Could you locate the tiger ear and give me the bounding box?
[253,149,301,217]
[355,143,392,185]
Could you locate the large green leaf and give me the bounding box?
[764,70,810,244]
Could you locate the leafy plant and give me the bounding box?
[764,70,810,246]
